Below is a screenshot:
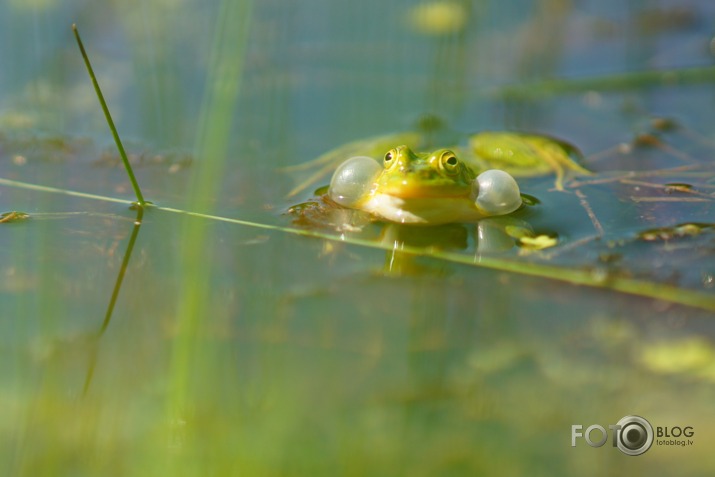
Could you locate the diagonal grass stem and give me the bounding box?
[72,24,147,207]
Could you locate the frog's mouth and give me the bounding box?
[377,181,471,200]
[361,193,483,225]
[377,184,470,199]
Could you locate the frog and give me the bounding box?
[328,145,522,225]
[284,129,589,225]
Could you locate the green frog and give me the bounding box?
[286,130,589,225]
[328,145,521,224]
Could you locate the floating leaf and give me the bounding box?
[0,211,30,223]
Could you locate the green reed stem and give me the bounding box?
[72,24,147,207]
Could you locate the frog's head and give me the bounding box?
[328,145,521,224]
[376,145,476,199]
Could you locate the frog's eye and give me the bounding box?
[383,149,396,168]
[439,151,460,174]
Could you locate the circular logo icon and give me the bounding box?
[616,415,653,456]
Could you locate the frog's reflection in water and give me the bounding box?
[379,217,533,276]
[287,194,535,275]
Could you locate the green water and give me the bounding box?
[2,0,715,475]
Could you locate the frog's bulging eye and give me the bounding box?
[439,152,460,174]
[384,150,396,168]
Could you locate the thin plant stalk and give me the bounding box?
[166,0,254,459]
[72,24,147,207]
[83,206,145,395]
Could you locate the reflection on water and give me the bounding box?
[83,206,144,394]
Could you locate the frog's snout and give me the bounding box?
[400,161,437,178]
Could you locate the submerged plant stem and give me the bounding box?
[72,24,147,207]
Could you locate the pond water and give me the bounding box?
[1,0,715,475]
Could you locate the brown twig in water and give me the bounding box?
[540,234,601,260]
[574,188,604,237]
[620,179,715,199]
[568,163,712,187]
[629,196,711,203]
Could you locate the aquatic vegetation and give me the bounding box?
[406,1,468,36]
[0,211,30,223]
[73,24,147,208]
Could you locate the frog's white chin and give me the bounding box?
[360,193,487,225]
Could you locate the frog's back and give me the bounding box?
[460,131,590,190]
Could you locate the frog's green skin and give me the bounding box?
[329,145,522,225]
[285,130,589,199]
[363,146,482,224]
[468,132,590,190]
